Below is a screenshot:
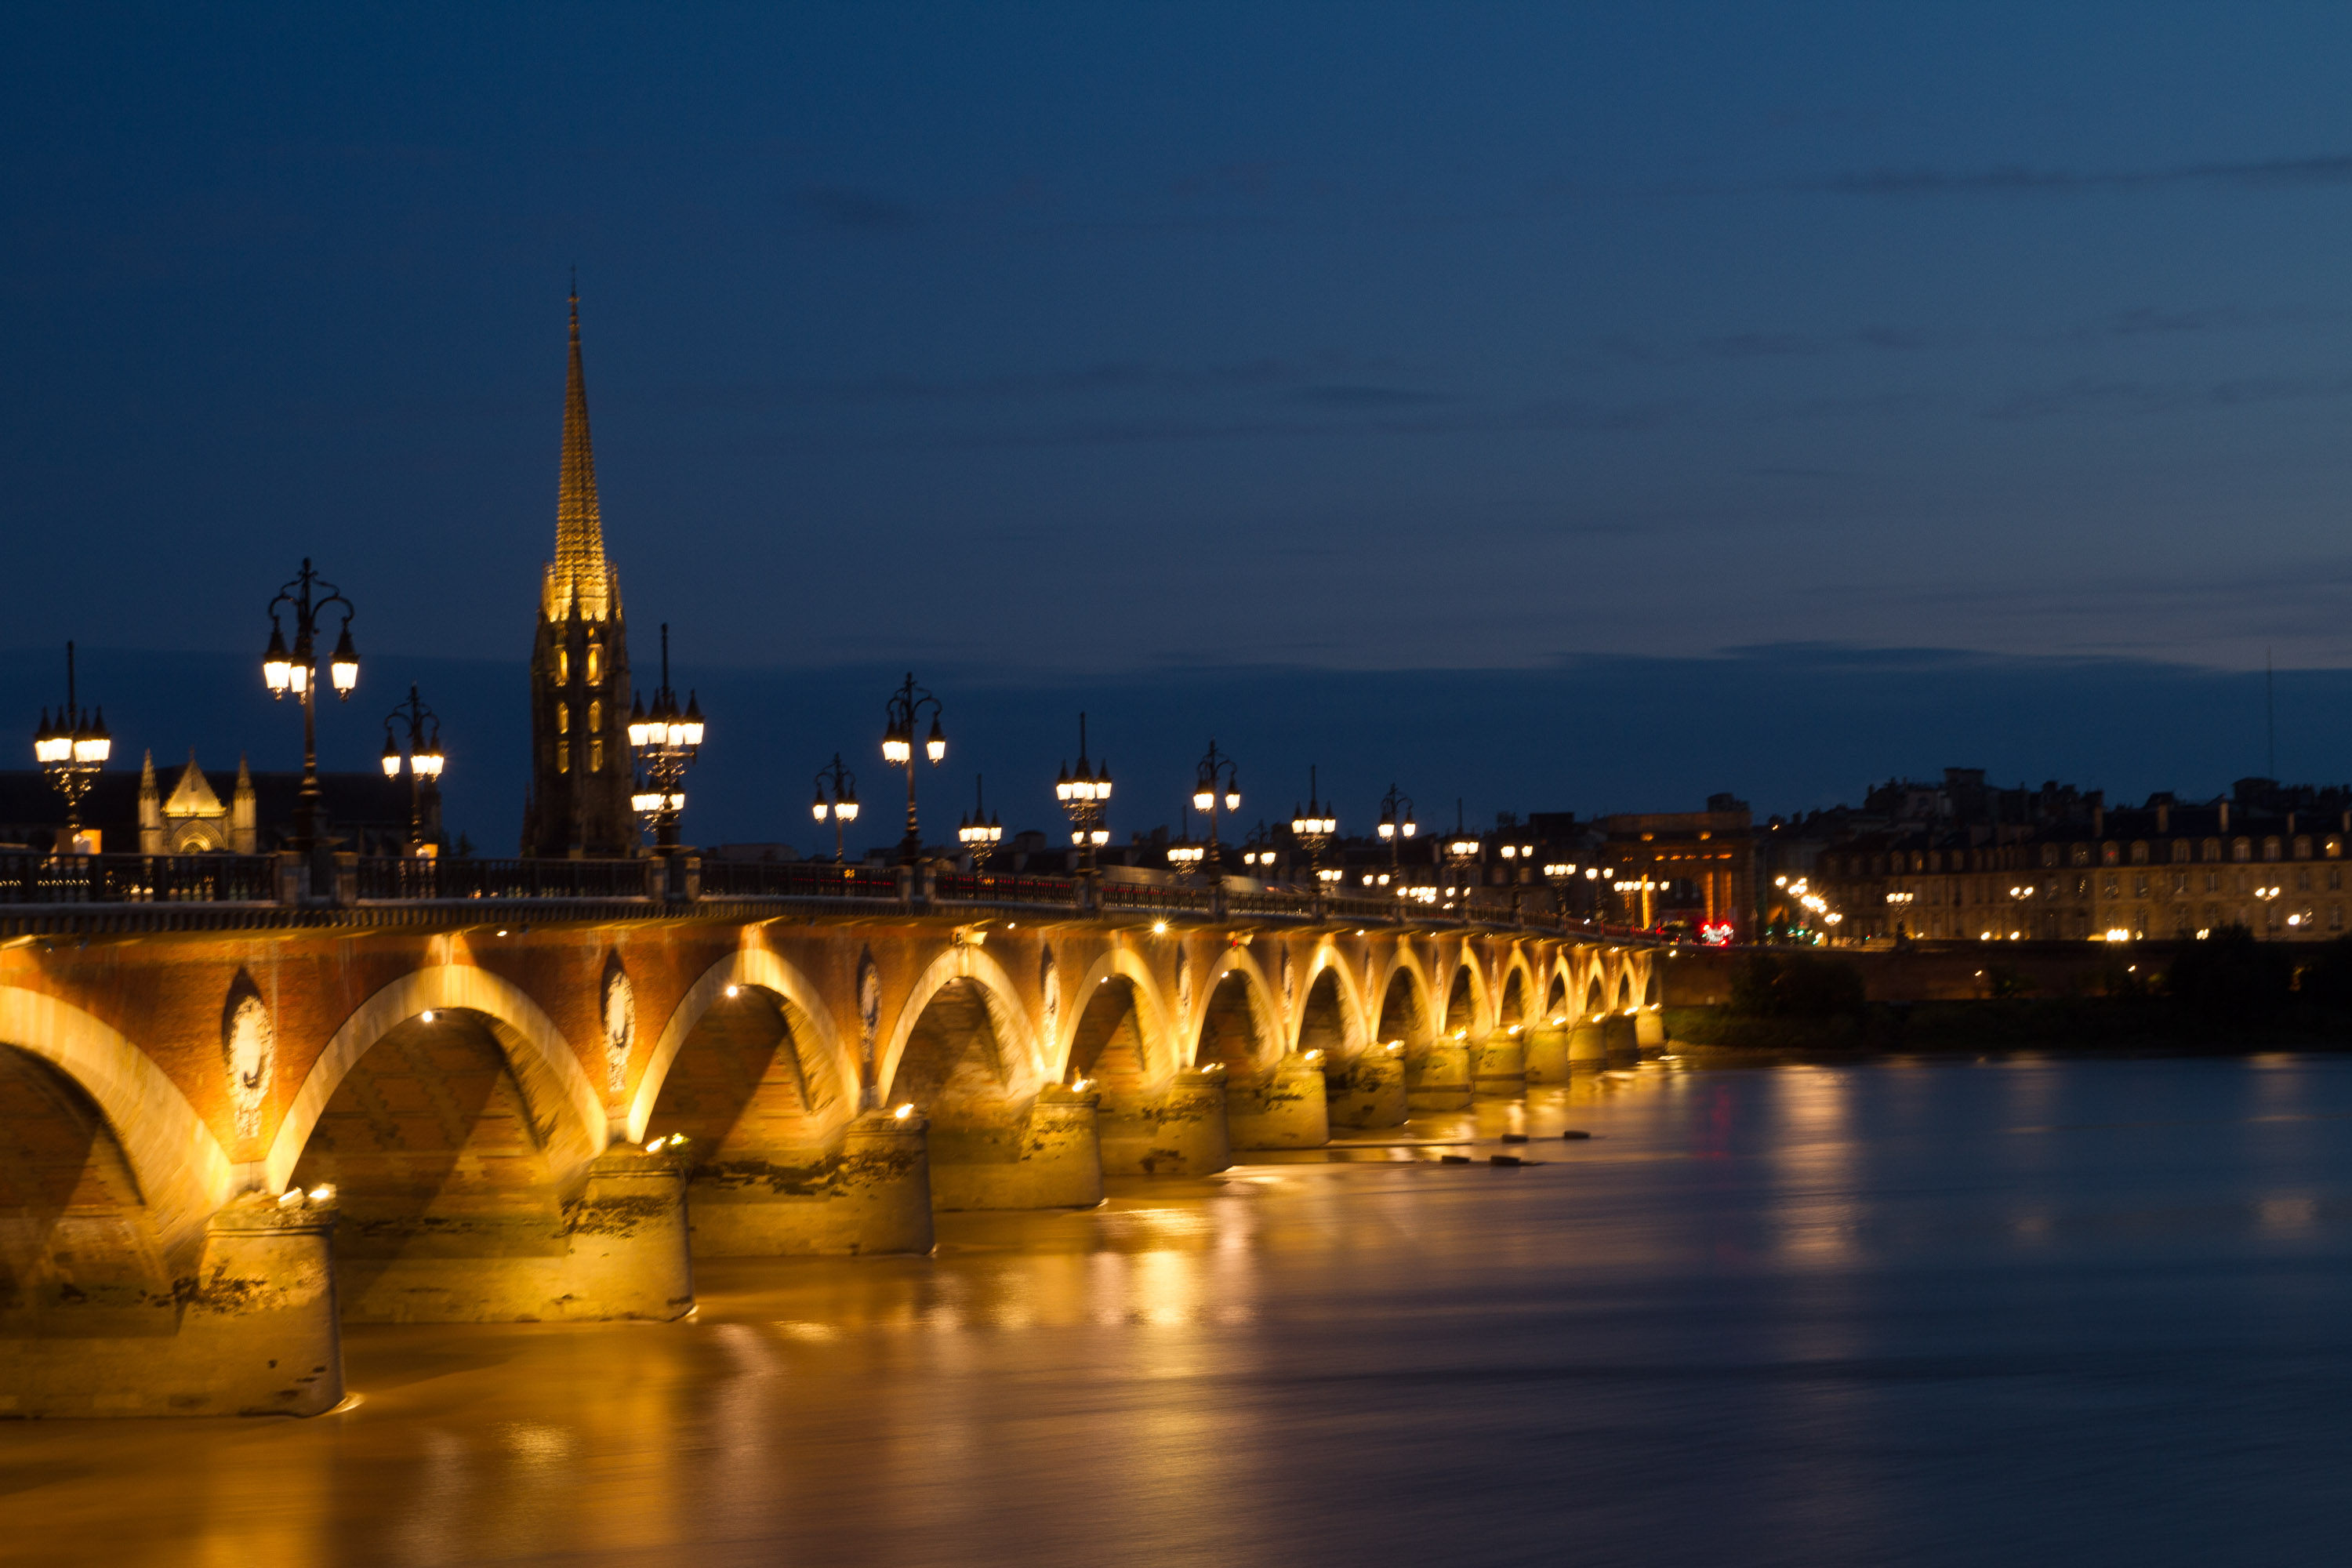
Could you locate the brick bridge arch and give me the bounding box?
[630,946,856,1145]
[265,963,605,1194]
[0,985,233,1264]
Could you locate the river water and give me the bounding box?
[9,1053,2352,1566]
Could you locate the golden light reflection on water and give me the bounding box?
[14,1056,2352,1566]
[1768,1065,1861,1268]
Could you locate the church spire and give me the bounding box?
[544,279,615,622]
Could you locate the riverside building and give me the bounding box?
[1806,775,2352,943]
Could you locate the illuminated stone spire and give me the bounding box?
[543,282,619,622]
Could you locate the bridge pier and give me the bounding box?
[1406,1039,1475,1110]
[1227,1052,1330,1149]
[1101,1069,1231,1175]
[0,1193,342,1420]
[1472,1029,1528,1095]
[1602,1014,1642,1060]
[563,1149,695,1318]
[831,1110,935,1251]
[1567,1019,1608,1064]
[1635,1009,1667,1052]
[1523,1024,1570,1081]
[1326,1044,1408,1128]
[931,1086,1104,1210]
[683,1112,935,1256]
[329,1152,692,1325]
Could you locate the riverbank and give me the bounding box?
[1661,999,2352,1054]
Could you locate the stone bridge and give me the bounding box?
[0,855,1663,1417]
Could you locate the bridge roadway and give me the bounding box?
[0,852,1664,1418]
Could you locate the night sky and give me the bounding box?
[8,5,2352,852]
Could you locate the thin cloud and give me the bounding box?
[1815,154,2352,197]
[1980,372,2352,422]
[1290,384,1447,409]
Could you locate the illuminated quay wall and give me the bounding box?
[0,897,1653,1417]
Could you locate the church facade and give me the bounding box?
[139,750,259,854]
[519,291,637,858]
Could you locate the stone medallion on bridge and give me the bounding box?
[222,976,275,1149]
[602,959,635,1097]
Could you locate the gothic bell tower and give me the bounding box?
[521,288,635,858]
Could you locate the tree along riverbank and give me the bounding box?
[1664,929,2352,1054]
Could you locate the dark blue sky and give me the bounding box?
[8,5,2352,851]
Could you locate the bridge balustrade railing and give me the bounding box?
[0,848,1680,949]
[1095,881,1214,914]
[0,852,278,904]
[1225,889,1311,919]
[700,860,904,901]
[354,857,655,901]
[935,872,1080,908]
[1321,893,1404,922]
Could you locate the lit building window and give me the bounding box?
[587,639,602,684]
[557,648,569,684]
[557,702,569,735]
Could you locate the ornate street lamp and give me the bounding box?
[379,684,446,856]
[1542,859,1583,923]
[1186,740,1242,884]
[1240,820,1281,877]
[32,641,110,855]
[1290,765,1337,878]
[1443,798,1483,910]
[626,623,706,854]
[1167,803,1207,876]
[1496,834,1536,919]
[1375,783,1417,891]
[262,560,360,853]
[1054,713,1112,872]
[880,672,945,865]
[959,774,1004,872]
[811,753,860,864]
